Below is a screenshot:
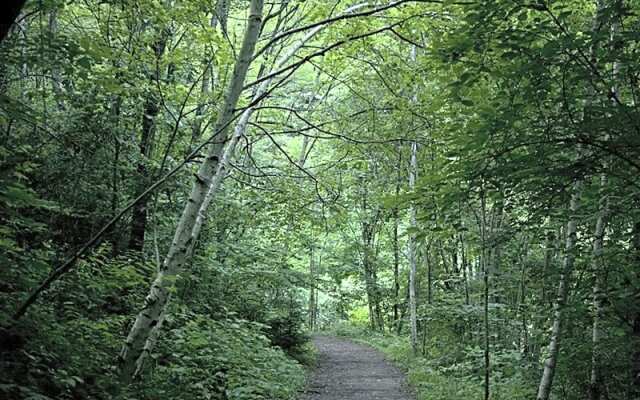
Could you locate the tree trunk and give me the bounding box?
[408,140,418,355]
[538,0,607,395]
[460,234,470,305]
[308,245,316,331]
[536,180,582,400]
[128,95,159,252]
[362,221,377,331]
[128,27,169,251]
[542,226,555,306]
[425,244,432,304]
[479,190,491,400]
[393,147,402,332]
[589,174,609,400]
[118,0,264,382]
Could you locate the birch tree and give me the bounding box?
[536,181,582,400]
[118,0,265,381]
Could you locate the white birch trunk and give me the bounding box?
[118,0,264,382]
[408,140,418,355]
[536,180,582,400]
[538,1,607,395]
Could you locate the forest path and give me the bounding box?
[300,335,414,400]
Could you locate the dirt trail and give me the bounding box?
[301,335,414,400]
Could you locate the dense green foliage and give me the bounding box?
[1,0,639,399]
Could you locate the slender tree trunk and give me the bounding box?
[309,245,316,331]
[393,148,402,332]
[393,197,400,330]
[118,0,264,382]
[373,267,384,332]
[460,234,470,305]
[128,28,169,251]
[421,241,433,356]
[589,174,609,400]
[539,0,607,395]
[519,249,529,358]
[108,92,123,254]
[536,180,582,400]
[408,140,418,355]
[511,236,529,358]
[479,190,491,400]
[542,226,555,306]
[483,260,490,400]
[362,222,377,331]
[426,243,433,304]
[128,95,159,252]
[398,273,411,335]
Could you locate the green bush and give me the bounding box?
[134,313,305,400]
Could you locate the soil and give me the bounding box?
[300,335,414,400]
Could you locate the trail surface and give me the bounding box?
[301,335,414,400]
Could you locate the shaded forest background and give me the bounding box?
[1,0,640,399]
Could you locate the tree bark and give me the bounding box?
[308,245,316,331]
[128,95,159,252]
[128,26,169,251]
[479,190,491,400]
[536,180,582,400]
[118,0,264,382]
[425,243,433,304]
[460,233,469,305]
[541,226,555,306]
[362,220,380,330]
[589,174,609,400]
[408,140,418,355]
[393,147,401,332]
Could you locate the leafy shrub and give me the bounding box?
[0,248,151,400]
[262,297,310,363]
[136,313,305,400]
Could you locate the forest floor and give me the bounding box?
[300,335,414,400]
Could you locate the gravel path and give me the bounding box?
[300,335,414,400]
